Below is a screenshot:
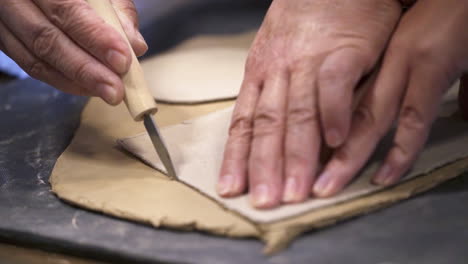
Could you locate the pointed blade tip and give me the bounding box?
[143,114,178,179]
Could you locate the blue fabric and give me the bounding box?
[0,51,28,79]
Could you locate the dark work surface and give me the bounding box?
[1,1,468,264]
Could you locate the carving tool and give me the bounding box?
[87,0,177,179]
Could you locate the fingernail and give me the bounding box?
[251,184,271,208]
[282,177,299,203]
[217,174,234,196]
[106,50,129,74]
[313,172,333,197]
[98,83,118,105]
[326,129,342,147]
[136,32,148,51]
[373,164,393,185]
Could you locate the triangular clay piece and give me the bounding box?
[118,106,468,223]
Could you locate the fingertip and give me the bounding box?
[133,31,148,57]
[250,184,281,209]
[98,84,116,105]
[217,173,245,198]
[322,105,352,148]
[282,177,309,204]
[111,4,148,57]
[318,49,364,148]
[217,174,234,197]
[312,170,342,198]
[312,175,331,198]
[97,82,124,105]
[106,49,131,75]
[372,164,396,186]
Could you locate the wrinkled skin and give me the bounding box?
[1,0,466,210]
[219,0,468,209]
[218,0,402,208]
[0,0,146,105]
[325,0,468,190]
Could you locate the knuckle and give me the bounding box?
[244,55,258,72]
[398,105,427,132]
[31,25,60,60]
[76,24,107,51]
[48,1,113,51]
[47,0,76,27]
[319,63,344,83]
[244,52,266,79]
[321,49,373,81]
[287,106,318,127]
[73,61,94,83]
[26,60,47,79]
[411,40,438,63]
[249,150,280,171]
[389,143,412,168]
[229,112,253,139]
[391,36,443,66]
[118,3,138,26]
[244,58,259,76]
[286,150,311,170]
[289,57,315,73]
[253,107,284,137]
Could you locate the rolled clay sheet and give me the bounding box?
[50,65,468,253]
[141,32,255,103]
[118,105,468,223]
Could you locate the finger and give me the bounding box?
[33,0,132,74]
[318,49,371,147]
[218,79,261,197]
[313,47,410,197]
[0,20,91,96]
[249,70,289,209]
[111,0,148,56]
[0,1,124,105]
[282,61,321,203]
[459,74,468,120]
[373,64,452,185]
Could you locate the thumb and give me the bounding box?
[110,0,148,57]
[459,74,468,120]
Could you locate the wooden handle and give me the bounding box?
[87,0,157,121]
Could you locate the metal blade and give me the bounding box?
[143,114,177,179]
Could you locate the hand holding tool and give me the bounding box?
[87,0,177,179]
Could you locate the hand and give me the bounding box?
[313,0,468,197]
[0,0,147,105]
[218,0,402,208]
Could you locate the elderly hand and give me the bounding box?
[218,0,402,208]
[313,0,468,197]
[0,0,146,105]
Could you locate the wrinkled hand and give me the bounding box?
[314,0,468,197]
[0,0,147,105]
[218,0,402,208]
